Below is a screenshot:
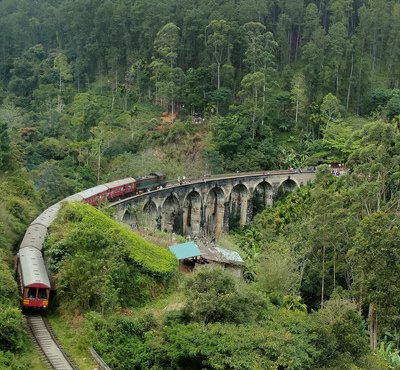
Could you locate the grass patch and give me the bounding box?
[19,342,49,370]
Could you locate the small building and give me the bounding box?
[197,244,245,277]
[169,241,245,276]
[169,241,202,272]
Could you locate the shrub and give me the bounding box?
[0,306,25,352]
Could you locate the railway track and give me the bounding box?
[25,314,77,370]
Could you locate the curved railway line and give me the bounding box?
[25,314,77,370]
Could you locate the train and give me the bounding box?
[17,173,166,309]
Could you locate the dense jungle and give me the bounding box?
[1,0,400,369]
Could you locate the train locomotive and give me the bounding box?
[17,172,166,309]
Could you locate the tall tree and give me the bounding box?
[242,25,278,126]
[327,22,349,95]
[53,51,72,113]
[151,22,182,117]
[302,27,327,101]
[0,121,11,170]
[349,213,400,350]
[90,122,113,183]
[276,0,304,64]
[153,22,180,69]
[242,22,267,74]
[205,19,232,90]
[386,3,400,88]
[238,71,265,141]
[290,72,307,126]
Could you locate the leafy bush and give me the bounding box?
[147,321,318,370]
[0,350,28,370]
[0,253,19,305]
[85,312,157,370]
[0,306,25,352]
[181,267,268,324]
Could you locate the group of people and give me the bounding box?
[329,163,346,176]
[288,167,305,173]
[178,176,189,185]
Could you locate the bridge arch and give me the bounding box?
[142,200,158,230]
[183,190,202,236]
[205,186,225,238]
[276,178,298,199]
[122,207,136,229]
[253,180,273,215]
[228,183,250,229]
[161,194,182,234]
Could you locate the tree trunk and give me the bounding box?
[321,244,326,308]
[57,71,62,113]
[252,86,258,141]
[368,303,378,351]
[97,141,102,184]
[346,54,354,110]
[97,158,101,184]
[333,245,336,290]
[124,90,128,112]
[336,64,339,96]
[112,70,118,110]
[217,61,221,89]
[111,87,115,109]
[294,26,301,62]
[262,71,266,125]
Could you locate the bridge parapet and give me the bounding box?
[111,170,315,238]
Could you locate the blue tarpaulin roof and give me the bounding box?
[169,241,201,260]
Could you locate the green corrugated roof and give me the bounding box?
[169,241,201,260]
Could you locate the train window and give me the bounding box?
[38,288,47,299]
[27,288,36,299]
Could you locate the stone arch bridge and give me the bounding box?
[112,170,315,238]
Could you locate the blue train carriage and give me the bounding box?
[17,246,51,308]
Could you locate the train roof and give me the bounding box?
[19,247,50,288]
[104,177,136,189]
[20,223,47,251]
[77,184,109,199]
[31,203,62,228]
[62,193,84,202]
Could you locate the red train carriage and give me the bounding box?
[18,247,51,308]
[104,177,136,200]
[77,185,109,205]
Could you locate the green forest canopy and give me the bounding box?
[1,0,400,368]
